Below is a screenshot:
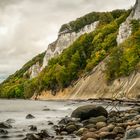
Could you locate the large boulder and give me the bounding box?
[0,129,8,135]
[0,122,12,129]
[71,105,108,120]
[124,127,140,139]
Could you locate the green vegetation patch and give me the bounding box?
[0,9,134,99]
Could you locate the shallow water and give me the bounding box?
[0,99,132,140]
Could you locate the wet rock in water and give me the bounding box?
[24,130,51,140]
[29,125,37,131]
[1,135,10,139]
[88,116,107,124]
[6,119,15,124]
[58,116,79,125]
[55,136,64,139]
[16,134,24,138]
[43,108,50,111]
[60,131,68,135]
[48,121,54,125]
[66,124,77,133]
[96,122,107,130]
[70,134,77,138]
[58,116,71,125]
[38,129,50,138]
[0,129,8,135]
[0,122,12,129]
[26,114,35,119]
[124,126,140,139]
[23,133,40,140]
[71,105,108,120]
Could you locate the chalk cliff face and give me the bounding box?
[28,62,41,79]
[116,18,132,45]
[25,21,99,78]
[42,21,99,68]
[117,0,140,45]
[132,0,140,19]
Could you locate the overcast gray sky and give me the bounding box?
[0,0,135,82]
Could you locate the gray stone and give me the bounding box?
[87,138,96,140]
[0,129,8,135]
[96,122,107,130]
[81,132,98,140]
[26,114,35,119]
[99,132,117,139]
[29,125,37,131]
[60,131,68,135]
[0,122,12,129]
[89,116,107,124]
[71,105,108,121]
[76,128,88,136]
[85,124,96,129]
[113,126,125,134]
[125,127,140,139]
[6,119,15,124]
[66,125,77,133]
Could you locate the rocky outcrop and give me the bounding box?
[132,0,140,20]
[116,18,132,45]
[24,21,99,79]
[54,106,140,140]
[42,21,99,68]
[117,0,140,45]
[71,105,108,120]
[25,62,41,79]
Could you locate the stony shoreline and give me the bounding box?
[51,105,140,140]
[1,102,140,140]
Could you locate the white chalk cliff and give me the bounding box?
[26,21,99,78]
[117,0,140,45]
[25,62,41,79]
[132,0,140,19]
[42,21,99,68]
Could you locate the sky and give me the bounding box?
[0,0,136,83]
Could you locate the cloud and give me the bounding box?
[0,0,136,82]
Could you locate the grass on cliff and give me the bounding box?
[106,20,140,81]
